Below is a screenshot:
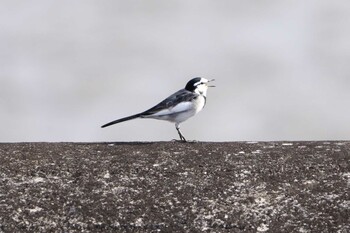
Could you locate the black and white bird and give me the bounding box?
[101,77,214,142]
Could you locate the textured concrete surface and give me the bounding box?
[0,141,349,232]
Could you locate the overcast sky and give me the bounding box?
[1,1,350,142]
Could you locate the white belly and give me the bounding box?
[146,95,206,123]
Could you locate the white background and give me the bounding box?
[1,1,350,142]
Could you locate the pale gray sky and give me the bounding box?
[1,1,350,142]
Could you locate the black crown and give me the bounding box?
[185,77,202,92]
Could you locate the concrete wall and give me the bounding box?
[0,141,349,232]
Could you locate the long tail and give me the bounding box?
[101,113,142,128]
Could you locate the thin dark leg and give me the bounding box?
[175,124,186,142]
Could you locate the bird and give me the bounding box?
[101,77,215,142]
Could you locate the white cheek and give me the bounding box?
[195,85,208,96]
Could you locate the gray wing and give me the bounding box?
[140,89,198,116]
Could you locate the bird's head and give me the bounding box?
[185,77,215,96]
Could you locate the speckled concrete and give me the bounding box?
[0,141,349,232]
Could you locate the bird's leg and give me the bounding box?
[175,123,186,142]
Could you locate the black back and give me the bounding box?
[185,77,202,92]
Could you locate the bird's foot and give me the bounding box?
[171,139,198,143]
[171,139,187,143]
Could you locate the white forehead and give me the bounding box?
[194,78,209,86]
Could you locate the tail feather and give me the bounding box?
[101,113,141,128]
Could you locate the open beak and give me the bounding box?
[208,79,215,87]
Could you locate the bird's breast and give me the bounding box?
[194,95,206,113]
